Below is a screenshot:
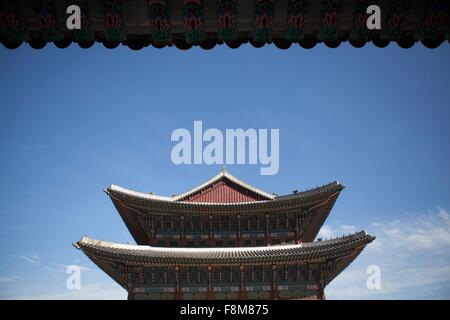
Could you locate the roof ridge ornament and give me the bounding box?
[221,165,227,173]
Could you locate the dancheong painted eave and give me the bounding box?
[1,0,449,50]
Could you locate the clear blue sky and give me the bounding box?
[0,43,449,299]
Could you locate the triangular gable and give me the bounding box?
[175,170,274,203]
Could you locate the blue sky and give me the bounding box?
[0,42,449,299]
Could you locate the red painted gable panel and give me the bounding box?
[183,180,268,203]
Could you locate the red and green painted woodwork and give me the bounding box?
[253,0,275,43]
[99,0,126,42]
[417,0,449,41]
[0,0,28,42]
[140,211,308,248]
[122,262,330,300]
[68,0,94,42]
[147,0,172,46]
[285,0,310,42]
[318,0,344,41]
[217,0,237,42]
[350,0,379,42]
[380,0,413,41]
[182,0,204,45]
[31,0,64,41]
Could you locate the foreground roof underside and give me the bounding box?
[2,0,449,50]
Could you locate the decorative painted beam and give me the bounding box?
[380,0,413,41]
[253,0,275,43]
[68,0,94,42]
[350,0,379,42]
[285,0,310,42]
[31,0,64,41]
[182,0,204,45]
[98,0,126,42]
[318,0,345,41]
[147,0,172,46]
[0,0,27,42]
[217,0,237,42]
[3,0,447,50]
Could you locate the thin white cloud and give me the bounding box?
[17,253,40,264]
[340,224,357,234]
[322,207,450,299]
[327,263,450,299]
[0,276,16,283]
[317,225,334,239]
[317,224,358,239]
[372,208,450,252]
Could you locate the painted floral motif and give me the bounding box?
[350,0,378,41]
[418,0,448,41]
[285,0,310,41]
[253,0,274,42]
[147,0,172,45]
[380,0,413,41]
[318,0,344,41]
[68,0,94,42]
[182,0,204,44]
[99,0,126,42]
[217,0,237,42]
[32,0,63,41]
[0,0,27,41]
[1,13,18,29]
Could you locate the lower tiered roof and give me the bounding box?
[76,231,374,265]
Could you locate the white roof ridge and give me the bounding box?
[173,169,275,201]
[107,173,346,205]
[107,170,275,203]
[77,236,304,252]
[77,231,372,253]
[109,184,175,201]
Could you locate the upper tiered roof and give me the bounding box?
[108,168,276,204]
[105,169,344,244]
[106,168,344,207]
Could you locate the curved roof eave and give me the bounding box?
[75,231,375,261]
[108,184,175,202]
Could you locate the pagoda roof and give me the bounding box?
[108,169,275,203]
[105,171,344,244]
[2,0,448,50]
[105,169,344,208]
[75,231,375,266]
